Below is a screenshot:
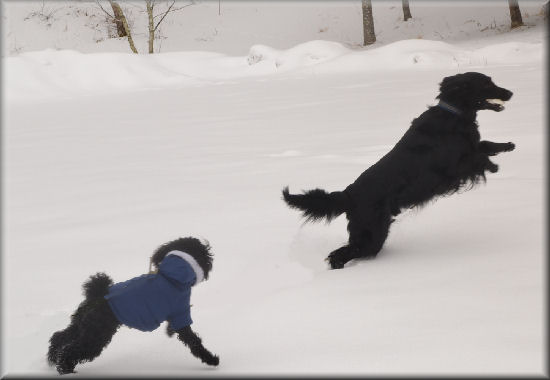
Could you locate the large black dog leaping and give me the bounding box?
[283,72,515,269]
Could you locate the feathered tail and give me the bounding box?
[82,272,113,299]
[282,186,350,223]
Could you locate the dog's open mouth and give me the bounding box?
[485,98,506,111]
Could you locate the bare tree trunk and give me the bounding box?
[109,0,126,37]
[508,0,524,28]
[109,1,138,53]
[146,0,155,54]
[362,0,376,45]
[146,1,179,54]
[402,0,412,21]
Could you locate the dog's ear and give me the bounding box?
[437,75,466,99]
[151,237,214,280]
[150,240,177,269]
[197,239,213,280]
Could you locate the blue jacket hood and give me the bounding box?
[159,251,203,287]
[159,255,195,287]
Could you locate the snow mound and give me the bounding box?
[5,39,542,103]
[473,41,544,64]
[5,49,202,102]
[316,39,544,73]
[247,40,350,69]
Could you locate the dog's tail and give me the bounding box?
[82,272,113,299]
[282,186,350,223]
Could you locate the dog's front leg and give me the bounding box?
[175,326,219,366]
[473,153,499,173]
[455,152,498,176]
[478,140,515,156]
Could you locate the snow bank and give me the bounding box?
[247,40,350,69]
[5,39,543,103]
[4,49,203,102]
[473,41,545,64]
[315,39,543,73]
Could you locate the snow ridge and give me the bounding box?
[5,39,542,103]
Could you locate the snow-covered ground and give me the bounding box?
[2,0,547,377]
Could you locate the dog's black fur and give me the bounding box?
[47,237,218,375]
[150,237,213,278]
[283,72,515,269]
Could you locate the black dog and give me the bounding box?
[47,237,219,374]
[283,72,515,269]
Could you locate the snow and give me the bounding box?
[4,38,543,103]
[2,0,546,377]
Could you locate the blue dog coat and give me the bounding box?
[105,251,203,332]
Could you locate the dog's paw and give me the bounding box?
[487,162,499,173]
[326,255,345,270]
[205,355,219,366]
[56,364,76,375]
[166,324,176,337]
[504,142,515,152]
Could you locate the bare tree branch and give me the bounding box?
[95,0,114,19]
[145,0,194,53]
[152,2,193,20]
[153,0,176,31]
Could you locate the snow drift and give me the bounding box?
[5,39,543,103]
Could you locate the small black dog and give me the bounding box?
[283,72,515,269]
[47,237,219,374]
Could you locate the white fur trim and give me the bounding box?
[166,250,204,284]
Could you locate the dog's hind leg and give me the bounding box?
[47,298,92,367]
[327,210,393,269]
[326,226,378,269]
[47,323,80,366]
[55,299,120,375]
[356,211,393,258]
[326,245,354,269]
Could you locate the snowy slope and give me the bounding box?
[2,1,547,377]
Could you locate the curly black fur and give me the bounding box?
[282,72,515,269]
[174,326,219,366]
[151,237,213,279]
[82,272,113,299]
[47,238,218,375]
[48,273,120,374]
